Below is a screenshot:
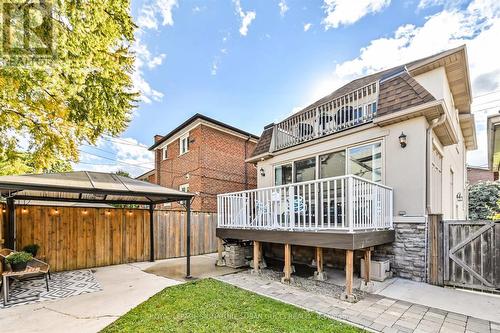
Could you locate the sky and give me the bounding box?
[75,0,500,177]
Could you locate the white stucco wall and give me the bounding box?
[415,67,468,220]
[257,117,429,218]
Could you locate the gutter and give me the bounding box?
[424,113,446,282]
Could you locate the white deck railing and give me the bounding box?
[217,175,393,232]
[273,82,379,151]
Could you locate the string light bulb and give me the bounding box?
[105,210,111,216]
[82,209,88,215]
[53,208,59,215]
[22,208,28,214]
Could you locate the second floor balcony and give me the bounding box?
[273,82,379,151]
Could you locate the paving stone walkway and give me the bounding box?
[216,272,500,333]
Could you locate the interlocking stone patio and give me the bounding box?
[216,272,500,333]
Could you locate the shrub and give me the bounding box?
[5,251,33,265]
[468,181,500,220]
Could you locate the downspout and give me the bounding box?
[244,136,250,190]
[425,113,446,282]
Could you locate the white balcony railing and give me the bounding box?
[273,82,379,151]
[217,175,393,232]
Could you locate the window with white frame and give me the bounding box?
[273,141,383,185]
[347,142,382,182]
[162,146,168,160]
[180,133,189,155]
[274,163,293,186]
[179,183,189,192]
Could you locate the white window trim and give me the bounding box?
[162,146,168,160]
[179,133,189,155]
[179,183,189,192]
[271,139,384,185]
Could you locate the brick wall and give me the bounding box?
[155,124,257,212]
[467,167,496,185]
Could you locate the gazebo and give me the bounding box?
[0,171,195,277]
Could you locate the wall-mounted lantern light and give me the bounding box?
[456,192,463,202]
[260,168,266,177]
[399,132,407,148]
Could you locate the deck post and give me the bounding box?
[252,240,261,274]
[216,238,225,266]
[314,247,327,281]
[360,247,375,292]
[281,243,293,284]
[341,249,356,302]
[364,248,371,283]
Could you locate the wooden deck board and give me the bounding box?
[216,228,395,250]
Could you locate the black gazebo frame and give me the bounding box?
[0,171,195,278]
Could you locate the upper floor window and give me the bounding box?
[180,133,189,155]
[162,146,168,160]
[179,183,189,192]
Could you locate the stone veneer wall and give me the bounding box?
[374,222,427,282]
[262,221,428,282]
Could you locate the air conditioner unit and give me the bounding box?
[360,258,391,282]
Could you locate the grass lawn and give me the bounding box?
[102,279,362,333]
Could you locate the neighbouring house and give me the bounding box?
[216,45,477,298]
[487,113,500,179]
[136,169,156,183]
[467,166,496,185]
[149,113,260,212]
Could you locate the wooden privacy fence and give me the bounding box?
[4,205,217,272]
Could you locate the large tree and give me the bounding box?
[0,0,137,175]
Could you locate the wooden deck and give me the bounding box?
[216,227,395,250]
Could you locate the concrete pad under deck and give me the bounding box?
[374,278,500,323]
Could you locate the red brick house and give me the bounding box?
[136,169,156,183]
[148,114,259,212]
[467,166,497,185]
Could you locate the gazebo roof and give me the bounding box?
[0,171,193,205]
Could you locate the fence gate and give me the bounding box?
[443,220,500,291]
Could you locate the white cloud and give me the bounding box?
[279,0,289,17]
[418,0,465,10]
[322,0,391,29]
[137,6,158,30]
[313,0,500,165]
[304,23,312,31]
[211,61,218,76]
[156,0,178,26]
[233,0,256,36]
[133,0,178,104]
[132,37,165,103]
[75,138,153,177]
